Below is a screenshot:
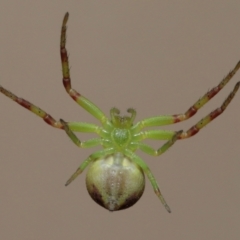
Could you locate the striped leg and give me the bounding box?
[0,85,63,129]
[179,81,240,139]
[60,13,107,123]
[0,85,104,133]
[136,61,240,129]
[134,81,239,140]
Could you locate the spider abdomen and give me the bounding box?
[86,152,145,211]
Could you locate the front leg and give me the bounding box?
[60,13,107,124]
[134,61,240,130]
[179,81,240,139]
[0,85,63,129]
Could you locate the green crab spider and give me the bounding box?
[1,12,240,213]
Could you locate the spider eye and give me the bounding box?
[86,153,145,211]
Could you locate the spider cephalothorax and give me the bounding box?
[0,12,239,212]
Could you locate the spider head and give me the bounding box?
[110,108,136,129]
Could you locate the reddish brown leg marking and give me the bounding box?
[173,61,240,123]
[60,12,81,102]
[59,13,107,122]
[0,86,63,129]
[179,81,240,139]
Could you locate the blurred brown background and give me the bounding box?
[0,1,239,239]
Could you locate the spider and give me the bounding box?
[0,12,239,213]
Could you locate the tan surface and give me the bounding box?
[0,1,239,239]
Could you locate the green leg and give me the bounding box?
[124,149,171,213]
[60,119,103,148]
[65,148,115,186]
[179,81,240,139]
[133,129,176,142]
[0,85,63,129]
[68,122,101,133]
[60,13,107,124]
[133,61,240,130]
[134,81,239,141]
[134,130,182,156]
[68,121,114,139]
[0,85,105,133]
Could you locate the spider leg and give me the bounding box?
[124,149,171,213]
[67,122,101,133]
[60,13,107,124]
[179,81,240,139]
[0,85,63,129]
[0,85,103,133]
[133,130,182,156]
[134,61,240,130]
[132,129,176,142]
[65,148,115,186]
[60,119,103,147]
